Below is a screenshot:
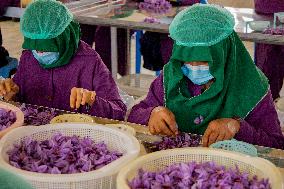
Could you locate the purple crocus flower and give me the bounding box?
[128,162,271,189]
[7,133,123,174]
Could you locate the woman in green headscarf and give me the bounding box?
[0,0,126,120]
[128,4,284,149]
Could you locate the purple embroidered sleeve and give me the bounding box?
[235,90,284,149]
[127,74,164,125]
[80,48,127,120]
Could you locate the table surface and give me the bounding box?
[8,100,284,168]
[4,100,284,182]
[77,115,284,173]
[5,0,284,45]
[68,0,284,45]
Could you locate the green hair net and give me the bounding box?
[0,168,34,189]
[169,4,235,47]
[20,0,73,39]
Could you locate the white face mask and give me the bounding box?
[181,64,214,85]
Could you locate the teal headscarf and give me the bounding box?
[164,5,269,134]
[20,0,80,69]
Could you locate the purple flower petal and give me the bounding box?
[139,0,172,15]
[0,108,17,131]
[20,104,59,126]
[151,133,201,151]
[51,167,61,174]
[37,165,48,173]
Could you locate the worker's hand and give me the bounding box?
[70,87,96,109]
[202,118,240,147]
[148,106,179,136]
[0,79,19,101]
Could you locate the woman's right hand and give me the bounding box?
[148,106,179,136]
[0,79,19,101]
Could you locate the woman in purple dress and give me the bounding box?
[128,4,284,149]
[0,0,126,120]
[254,0,284,100]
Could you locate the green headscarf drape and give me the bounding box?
[163,32,269,134]
[22,21,81,69]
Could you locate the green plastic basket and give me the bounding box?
[210,139,258,157]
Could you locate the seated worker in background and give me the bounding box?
[0,28,18,78]
[254,0,284,100]
[128,4,284,149]
[0,0,126,120]
[140,0,208,71]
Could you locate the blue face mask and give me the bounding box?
[32,50,60,65]
[181,64,214,85]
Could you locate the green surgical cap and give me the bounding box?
[20,0,73,39]
[169,4,235,47]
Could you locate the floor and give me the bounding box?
[2,0,282,96]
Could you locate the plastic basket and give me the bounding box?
[50,114,94,124]
[0,123,140,189]
[116,148,283,189]
[0,101,24,138]
[104,124,136,136]
[210,139,258,157]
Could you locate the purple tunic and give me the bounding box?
[80,25,129,76]
[127,73,284,149]
[13,41,127,120]
[254,0,284,14]
[255,42,284,100]
[254,1,284,100]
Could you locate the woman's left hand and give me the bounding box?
[202,118,240,147]
[70,87,96,109]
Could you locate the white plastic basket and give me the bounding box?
[117,148,283,189]
[104,124,136,136]
[50,114,94,124]
[0,123,140,189]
